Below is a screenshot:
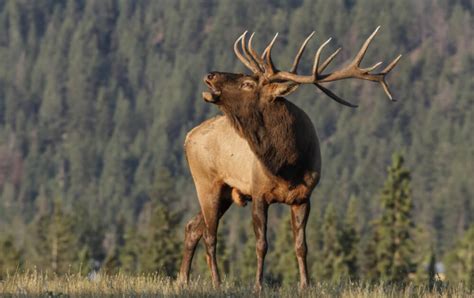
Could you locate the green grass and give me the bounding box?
[0,272,471,297]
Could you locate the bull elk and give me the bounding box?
[179,27,401,289]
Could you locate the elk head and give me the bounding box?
[202,71,298,107]
[203,27,402,108]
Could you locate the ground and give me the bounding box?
[0,272,471,297]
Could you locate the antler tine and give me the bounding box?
[262,33,279,74]
[377,54,402,100]
[382,54,402,74]
[261,33,278,59]
[241,32,263,73]
[319,47,341,73]
[234,31,261,74]
[361,61,383,73]
[290,31,315,74]
[247,32,265,71]
[312,37,332,78]
[380,81,394,100]
[315,83,358,108]
[353,25,380,67]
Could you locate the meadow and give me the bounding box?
[0,272,471,297]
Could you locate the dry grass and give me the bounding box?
[0,271,471,297]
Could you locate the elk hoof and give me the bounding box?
[253,283,263,293]
[299,281,309,290]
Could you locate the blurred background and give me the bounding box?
[0,0,472,286]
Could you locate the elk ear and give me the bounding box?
[266,82,299,101]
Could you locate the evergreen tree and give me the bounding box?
[118,225,139,273]
[48,200,82,274]
[268,213,298,286]
[101,233,122,275]
[135,201,182,276]
[413,248,438,289]
[234,224,256,284]
[318,203,343,283]
[444,225,474,288]
[374,153,416,284]
[361,229,380,283]
[102,217,126,274]
[192,243,211,279]
[119,167,182,276]
[427,250,437,291]
[339,196,360,280]
[31,200,81,274]
[217,224,231,278]
[0,234,22,278]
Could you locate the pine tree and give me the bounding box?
[101,238,121,275]
[192,243,211,279]
[374,153,416,284]
[413,243,439,288]
[234,224,256,284]
[268,213,298,286]
[217,224,231,278]
[0,234,22,278]
[135,201,182,276]
[118,225,139,273]
[427,250,437,291]
[444,225,474,288]
[31,200,81,274]
[339,196,360,280]
[101,218,126,274]
[308,214,323,283]
[318,203,343,283]
[49,200,82,274]
[119,166,183,276]
[361,229,380,283]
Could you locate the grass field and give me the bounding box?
[0,272,471,297]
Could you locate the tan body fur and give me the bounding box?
[184,114,321,207]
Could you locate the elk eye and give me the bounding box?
[240,81,255,90]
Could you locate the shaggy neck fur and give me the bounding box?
[220,98,304,180]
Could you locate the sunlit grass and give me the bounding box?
[0,271,471,297]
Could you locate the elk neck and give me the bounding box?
[220,97,307,181]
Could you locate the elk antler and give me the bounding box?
[233,27,402,107]
[234,31,279,76]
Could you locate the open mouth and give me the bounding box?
[202,79,221,103]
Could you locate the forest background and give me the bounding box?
[0,0,472,286]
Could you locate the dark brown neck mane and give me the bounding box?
[220,98,307,181]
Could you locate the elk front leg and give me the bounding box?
[291,201,310,288]
[203,215,220,287]
[179,212,204,284]
[179,198,232,284]
[252,199,269,291]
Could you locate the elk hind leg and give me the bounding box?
[179,192,232,284]
[179,212,204,283]
[252,199,269,292]
[291,201,311,289]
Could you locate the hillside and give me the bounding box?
[0,0,472,280]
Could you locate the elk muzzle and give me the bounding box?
[202,73,222,103]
